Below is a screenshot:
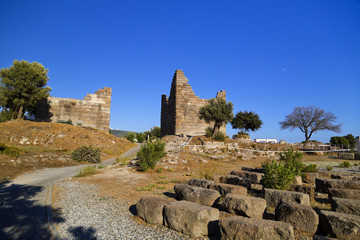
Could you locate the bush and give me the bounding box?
[0,109,16,122]
[339,161,351,168]
[326,165,333,171]
[205,127,213,137]
[56,119,73,125]
[150,126,161,139]
[262,160,296,190]
[125,132,136,143]
[303,164,318,173]
[136,132,145,143]
[213,131,226,141]
[75,166,98,178]
[279,149,304,176]
[71,145,101,163]
[0,143,22,158]
[137,140,166,172]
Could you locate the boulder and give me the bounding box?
[264,188,310,207]
[136,197,169,225]
[241,166,265,173]
[316,178,360,193]
[219,175,251,189]
[328,188,360,200]
[331,197,360,216]
[230,170,264,184]
[289,184,315,204]
[275,201,319,235]
[320,210,360,239]
[220,216,294,240]
[209,183,247,196]
[223,194,266,219]
[174,184,220,207]
[188,178,213,189]
[164,200,219,237]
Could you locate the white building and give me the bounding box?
[254,138,278,144]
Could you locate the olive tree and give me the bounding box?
[231,111,263,134]
[0,60,51,119]
[199,98,233,136]
[279,106,341,147]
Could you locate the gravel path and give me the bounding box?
[55,181,190,240]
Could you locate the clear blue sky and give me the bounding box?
[1,0,359,143]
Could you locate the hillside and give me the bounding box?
[0,120,136,181]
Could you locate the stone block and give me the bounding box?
[338,153,355,160]
[320,210,360,239]
[331,174,360,181]
[219,175,251,189]
[220,216,294,240]
[275,201,319,235]
[328,188,360,200]
[136,197,169,225]
[264,188,310,207]
[294,175,302,185]
[241,166,265,173]
[174,184,220,207]
[209,183,247,196]
[289,184,315,204]
[230,170,264,184]
[223,194,266,219]
[331,197,360,216]
[315,178,360,193]
[188,178,213,189]
[164,200,219,237]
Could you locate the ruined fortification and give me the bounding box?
[35,87,111,132]
[161,70,226,137]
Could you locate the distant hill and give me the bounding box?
[111,130,138,138]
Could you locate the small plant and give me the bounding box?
[56,119,73,125]
[251,144,256,149]
[200,168,215,180]
[205,127,213,137]
[75,166,98,178]
[156,167,163,173]
[137,184,157,191]
[171,179,181,183]
[339,161,351,168]
[156,185,165,189]
[71,145,101,163]
[354,163,359,166]
[157,180,169,184]
[326,165,334,171]
[303,164,318,173]
[137,140,166,171]
[125,132,136,143]
[136,132,145,143]
[213,131,226,141]
[97,165,105,169]
[0,143,22,158]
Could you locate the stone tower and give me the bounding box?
[161,70,226,137]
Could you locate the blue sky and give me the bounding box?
[1,0,359,143]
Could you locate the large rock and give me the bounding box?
[219,175,251,189]
[220,216,294,240]
[316,178,360,193]
[223,194,266,219]
[164,200,219,237]
[230,170,264,184]
[338,153,355,160]
[241,166,265,173]
[320,210,360,239]
[328,188,360,200]
[275,201,319,235]
[264,188,310,207]
[209,183,247,196]
[331,174,360,181]
[136,197,169,225]
[289,184,315,204]
[174,184,220,206]
[188,178,213,188]
[331,197,360,216]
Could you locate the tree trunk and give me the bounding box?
[212,123,221,137]
[17,105,23,119]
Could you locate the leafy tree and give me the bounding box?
[279,106,341,147]
[150,126,161,139]
[199,98,233,137]
[0,60,51,119]
[330,134,355,148]
[231,111,263,134]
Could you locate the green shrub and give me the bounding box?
[0,109,16,122]
[0,143,22,158]
[326,165,334,171]
[71,145,101,163]
[339,161,351,168]
[303,164,318,173]
[213,131,226,141]
[56,119,73,125]
[205,127,213,137]
[125,132,136,143]
[262,160,296,190]
[75,166,98,177]
[137,140,166,172]
[136,132,145,143]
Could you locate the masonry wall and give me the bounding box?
[35,87,111,132]
[161,70,226,137]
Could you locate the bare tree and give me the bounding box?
[279,106,341,147]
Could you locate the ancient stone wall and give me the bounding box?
[35,87,111,132]
[161,70,226,136]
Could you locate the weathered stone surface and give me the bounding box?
[136,197,169,225]
[275,201,319,235]
[223,194,266,219]
[219,175,251,189]
[313,235,338,240]
[294,175,302,185]
[331,174,360,181]
[220,216,294,240]
[316,178,360,193]
[304,172,319,184]
[209,183,247,196]
[331,197,360,216]
[289,184,315,204]
[241,166,265,173]
[188,178,214,189]
[264,188,310,207]
[164,200,219,237]
[320,210,360,239]
[174,184,220,206]
[230,170,264,184]
[328,188,360,200]
[338,153,355,160]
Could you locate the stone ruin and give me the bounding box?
[161,70,226,137]
[35,87,111,132]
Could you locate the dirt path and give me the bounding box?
[0,144,140,240]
